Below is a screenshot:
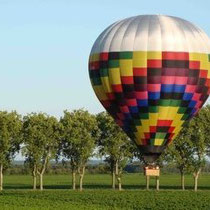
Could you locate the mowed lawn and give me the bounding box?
[0,174,210,209]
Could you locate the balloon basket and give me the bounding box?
[144,165,160,190]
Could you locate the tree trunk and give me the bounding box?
[33,165,37,190]
[156,176,159,191]
[115,161,122,191]
[79,166,85,191]
[33,175,37,190]
[115,160,118,175]
[156,176,160,190]
[0,163,3,191]
[146,176,150,190]
[72,170,76,190]
[71,160,76,190]
[38,154,49,191]
[194,169,201,191]
[194,175,198,191]
[118,178,122,191]
[39,173,43,190]
[111,163,115,189]
[181,171,185,190]
[117,172,122,191]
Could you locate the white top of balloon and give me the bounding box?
[91,15,210,55]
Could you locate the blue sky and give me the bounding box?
[0,0,209,118]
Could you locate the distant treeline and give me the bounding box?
[5,160,210,176]
[0,106,209,191]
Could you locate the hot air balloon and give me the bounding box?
[89,15,210,166]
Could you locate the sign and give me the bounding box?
[144,166,160,176]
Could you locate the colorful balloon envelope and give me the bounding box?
[89,15,210,164]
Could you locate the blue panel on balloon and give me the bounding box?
[137,99,148,107]
[161,84,174,92]
[148,92,160,100]
[183,93,193,100]
[129,106,139,113]
[188,100,197,108]
[174,85,186,93]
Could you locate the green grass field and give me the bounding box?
[1,174,210,209]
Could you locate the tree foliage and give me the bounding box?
[96,112,134,190]
[60,109,99,190]
[0,111,22,190]
[187,105,210,190]
[163,125,194,190]
[22,113,62,190]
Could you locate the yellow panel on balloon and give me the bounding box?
[119,60,133,76]
[200,53,209,62]
[133,51,147,59]
[134,132,144,145]
[200,61,209,70]
[154,139,164,146]
[173,126,182,134]
[109,68,121,85]
[136,125,147,133]
[141,120,150,132]
[205,63,210,76]
[89,53,99,62]
[148,113,159,126]
[189,53,201,61]
[207,63,210,77]
[158,107,179,120]
[189,53,209,70]
[133,51,147,67]
[101,77,112,93]
[171,114,184,127]
[93,85,108,101]
[147,51,162,59]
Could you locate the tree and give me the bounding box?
[0,111,22,191]
[164,127,194,190]
[96,112,134,190]
[188,106,210,191]
[60,109,98,191]
[22,113,62,190]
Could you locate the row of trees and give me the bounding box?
[0,106,209,191]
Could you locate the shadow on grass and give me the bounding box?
[3,183,210,191]
[4,184,32,190]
